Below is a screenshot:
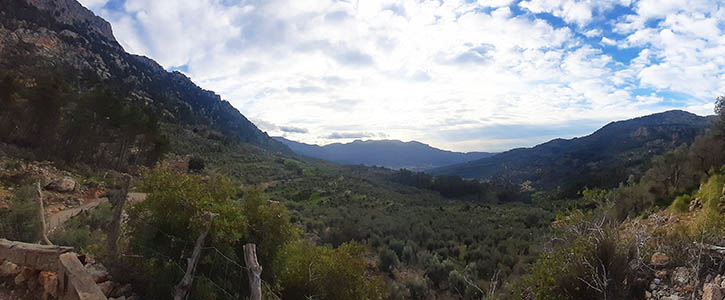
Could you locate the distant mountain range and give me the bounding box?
[274,137,496,170]
[430,110,715,193]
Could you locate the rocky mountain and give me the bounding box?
[430,110,715,192]
[274,137,495,170]
[0,0,289,155]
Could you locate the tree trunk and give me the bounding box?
[35,182,52,245]
[107,176,130,257]
[172,228,210,300]
[244,243,263,300]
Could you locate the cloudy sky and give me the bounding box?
[80,0,724,152]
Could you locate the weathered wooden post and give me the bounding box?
[107,175,131,257]
[36,181,52,245]
[172,211,218,300]
[244,243,262,300]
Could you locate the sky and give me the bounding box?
[79,0,725,152]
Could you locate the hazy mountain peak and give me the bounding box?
[274,137,495,170]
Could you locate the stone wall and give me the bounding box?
[0,239,107,300]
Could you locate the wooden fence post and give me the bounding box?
[36,182,52,245]
[107,176,130,257]
[244,243,262,300]
[172,212,218,300]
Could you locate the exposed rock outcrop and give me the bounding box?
[45,177,76,193]
[25,0,117,43]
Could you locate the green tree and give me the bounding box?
[124,166,247,299]
[276,240,386,300]
[188,157,205,173]
[238,190,297,282]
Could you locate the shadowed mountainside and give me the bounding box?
[0,0,289,157]
[430,110,715,192]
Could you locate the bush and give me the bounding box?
[670,194,693,213]
[379,248,399,273]
[516,205,648,300]
[188,156,205,172]
[276,240,386,300]
[0,185,40,242]
[50,202,112,251]
[694,174,725,211]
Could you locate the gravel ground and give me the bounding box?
[0,282,40,300]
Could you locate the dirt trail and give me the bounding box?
[46,192,147,232]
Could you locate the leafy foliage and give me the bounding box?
[188,157,206,173]
[0,185,40,242]
[275,241,385,300]
[0,70,168,170]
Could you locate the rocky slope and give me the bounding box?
[0,0,289,154]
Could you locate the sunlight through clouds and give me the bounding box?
[88,0,725,152]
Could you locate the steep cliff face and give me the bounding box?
[0,0,290,154]
[25,0,116,42]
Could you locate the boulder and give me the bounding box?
[112,283,133,298]
[45,177,76,192]
[98,280,115,296]
[651,252,670,266]
[702,283,722,300]
[689,198,703,211]
[14,268,37,285]
[38,271,58,299]
[0,261,20,277]
[85,262,110,283]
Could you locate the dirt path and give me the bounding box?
[46,192,147,232]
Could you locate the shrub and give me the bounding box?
[50,202,112,251]
[669,194,693,213]
[694,174,725,211]
[275,240,386,300]
[517,204,648,300]
[379,248,399,273]
[188,156,205,172]
[0,185,40,242]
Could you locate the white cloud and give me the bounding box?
[77,0,107,10]
[86,0,725,152]
[616,1,725,100]
[518,0,628,27]
[583,28,602,37]
[600,36,617,46]
[477,0,515,8]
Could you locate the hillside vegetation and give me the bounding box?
[431,110,714,196]
[1,0,725,300]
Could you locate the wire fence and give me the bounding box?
[0,187,282,299]
[126,218,282,300]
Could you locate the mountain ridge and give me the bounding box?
[0,0,290,156]
[430,110,715,193]
[274,137,495,170]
